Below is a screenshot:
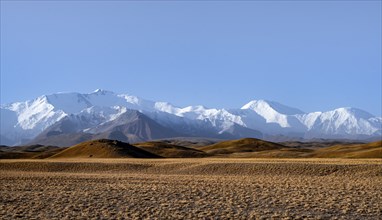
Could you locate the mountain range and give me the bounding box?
[1,89,381,146]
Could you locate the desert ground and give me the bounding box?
[1,158,381,219]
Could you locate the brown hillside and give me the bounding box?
[0,145,64,159]
[49,139,161,158]
[199,138,285,155]
[312,140,382,158]
[134,141,208,158]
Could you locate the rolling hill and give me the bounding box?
[134,141,208,158]
[49,139,161,158]
[1,138,380,159]
[199,138,285,155]
[312,140,382,158]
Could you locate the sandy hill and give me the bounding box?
[134,141,208,158]
[49,139,161,159]
[312,140,382,158]
[199,138,285,155]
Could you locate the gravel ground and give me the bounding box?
[1,159,381,219]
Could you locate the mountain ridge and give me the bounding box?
[1,90,380,146]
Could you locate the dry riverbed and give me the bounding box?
[1,159,381,219]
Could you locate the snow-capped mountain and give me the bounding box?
[1,89,381,146]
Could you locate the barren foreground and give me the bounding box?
[1,159,381,219]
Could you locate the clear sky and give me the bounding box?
[1,1,381,116]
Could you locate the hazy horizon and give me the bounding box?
[1,1,381,115]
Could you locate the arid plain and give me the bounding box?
[1,158,381,219]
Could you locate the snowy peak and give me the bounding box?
[298,107,380,137]
[91,89,114,95]
[240,100,303,128]
[330,107,374,119]
[45,93,91,114]
[241,100,305,115]
[24,90,154,114]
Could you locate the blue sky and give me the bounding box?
[1,1,381,115]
